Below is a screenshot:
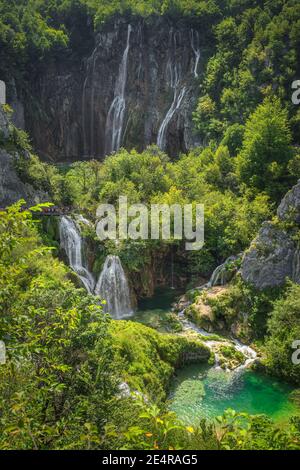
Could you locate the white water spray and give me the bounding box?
[95,255,133,319]
[60,216,95,293]
[157,31,186,151]
[190,30,200,78]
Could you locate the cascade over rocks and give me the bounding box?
[59,216,95,293]
[58,215,135,319]
[18,16,203,162]
[95,255,134,320]
[241,180,300,289]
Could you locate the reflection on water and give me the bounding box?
[131,288,182,332]
[169,364,298,424]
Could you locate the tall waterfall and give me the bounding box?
[105,24,132,154]
[190,30,200,78]
[59,216,95,293]
[157,31,187,150]
[95,255,133,319]
[82,45,98,156]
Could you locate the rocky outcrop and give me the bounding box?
[186,286,229,332]
[0,107,47,207]
[241,180,300,289]
[15,16,205,162]
[277,180,300,223]
[0,150,33,207]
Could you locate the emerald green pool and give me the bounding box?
[169,364,298,424]
[132,288,181,332]
[133,288,299,425]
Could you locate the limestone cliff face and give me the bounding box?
[241,180,300,289]
[0,107,46,207]
[21,16,204,162]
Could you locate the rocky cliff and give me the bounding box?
[0,106,46,207]
[13,16,206,162]
[241,180,300,289]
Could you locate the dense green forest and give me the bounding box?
[1,0,300,451]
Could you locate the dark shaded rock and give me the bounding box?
[277,179,300,223]
[0,106,9,139]
[241,180,300,289]
[241,222,296,289]
[0,149,47,207]
[0,149,30,206]
[0,107,48,207]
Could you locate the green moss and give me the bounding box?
[219,345,244,362]
[109,320,210,403]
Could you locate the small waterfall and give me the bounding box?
[157,87,186,150]
[180,319,257,371]
[59,216,95,293]
[207,264,225,288]
[105,25,132,154]
[190,30,200,78]
[157,30,187,151]
[95,255,133,319]
[90,46,98,155]
[231,338,257,371]
[205,255,240,288]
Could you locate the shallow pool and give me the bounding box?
[169,363,298,424]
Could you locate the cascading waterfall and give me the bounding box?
[59,216,95,293]
[190,30,200,78]
[82,46,98,156]
[203,255,240,288]
[59,218,133,319]
[157,87,186,150]
[105,24,132,155]
[90,46,99,156]
[231,338,257,372]
[95,255,133,319]
[180,319,257,371]
[207,262,227,288]
[157,30,187,151]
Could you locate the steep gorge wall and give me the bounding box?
[18,16,206,162]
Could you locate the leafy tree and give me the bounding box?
[265,282,300,386]
[0,202,118,449]
[236,97,294,200]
